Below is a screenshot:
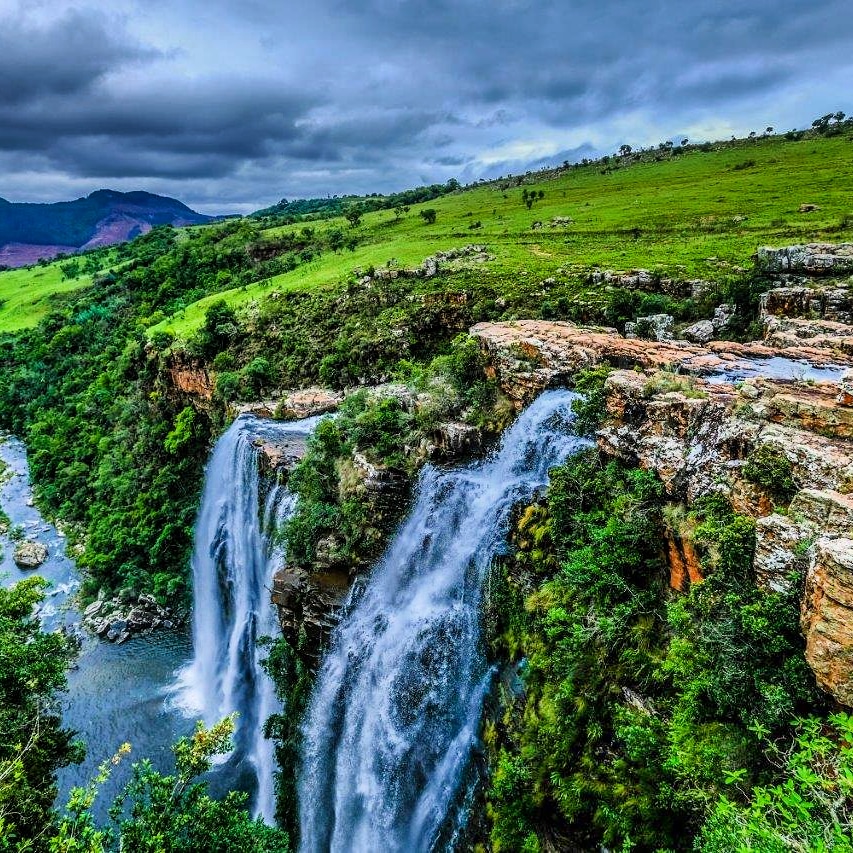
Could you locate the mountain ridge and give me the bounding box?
[0,189,214,268]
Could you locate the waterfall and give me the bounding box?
[175,413,318,822]
[297,389,587,853]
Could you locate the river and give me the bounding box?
[0,435,199,823]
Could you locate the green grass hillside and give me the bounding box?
[0,262,94,333]
[151,134,853,339]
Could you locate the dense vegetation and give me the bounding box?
[0,579,80,852]
[484,442,824,851]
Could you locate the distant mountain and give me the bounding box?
[0,189,214,268]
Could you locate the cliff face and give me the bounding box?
[472,315,853,706]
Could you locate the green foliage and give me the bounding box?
[427,334,497,418]
[283,392,413,569]
[0,225,223,603]
[487,451,672,851]
[164,407,198,455]
[697,714,853,853]
[263,638,313,840]
[485,454,823,852]
[568,364,612,435]
[0,578,80,853]
[49,719,289,853]
[642,371,708,399]
[419,208,437,224]
[743,444,797,503]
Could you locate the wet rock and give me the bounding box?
[13,540,48,568]
[429,422,483,459]
[83,591,177,643]
[106,620,127,642]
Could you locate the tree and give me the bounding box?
[619,144,632,156]
[344,206,362,228]
[419,208,437,224]
[0,578,80,852]
[49,718,289,853]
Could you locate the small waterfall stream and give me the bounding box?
[297,389,588,853]
[176,413,317,821]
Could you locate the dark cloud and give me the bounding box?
[0,0,850,211]
[0,9,159,106]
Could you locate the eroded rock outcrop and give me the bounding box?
[472,315,853,705]
[271,451,410,659]
[166,352,214,403]
[802,538,853,706]
[756,243,853,276]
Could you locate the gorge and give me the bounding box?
[3,127,853,852]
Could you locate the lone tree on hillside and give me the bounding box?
[419,208,437,224]
[344,206,363,227]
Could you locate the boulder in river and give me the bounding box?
[13,540,48,569]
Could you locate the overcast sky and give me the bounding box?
[1,0,850,214]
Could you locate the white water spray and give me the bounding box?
[297,390,587,852]
[176,414,318,821]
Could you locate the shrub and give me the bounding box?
[743,444,797,502]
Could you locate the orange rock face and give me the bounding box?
[802,538,853,706]
[665,528,704,592]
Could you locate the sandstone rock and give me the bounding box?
[13,540,48,568]
[754,514,809,594]
[838,368,853,406]
[756,243,853,277]
[273,388,343,420]
[255,434,309,473]
[683,319,715,344]
[802,537,853,706]
[272,565,351,662]
[664,524,704,592]
[789,489,853,534]
[166,353,213,403]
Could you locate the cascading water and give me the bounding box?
[298,389,588,853]
[175,413,317,822]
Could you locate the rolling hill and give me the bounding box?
[0,189,213,268]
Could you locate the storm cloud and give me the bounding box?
[0,0,850,212]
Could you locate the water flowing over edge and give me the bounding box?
[173,413,320,821]
[297,389,589,853]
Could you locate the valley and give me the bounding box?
[2,125,853,852]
